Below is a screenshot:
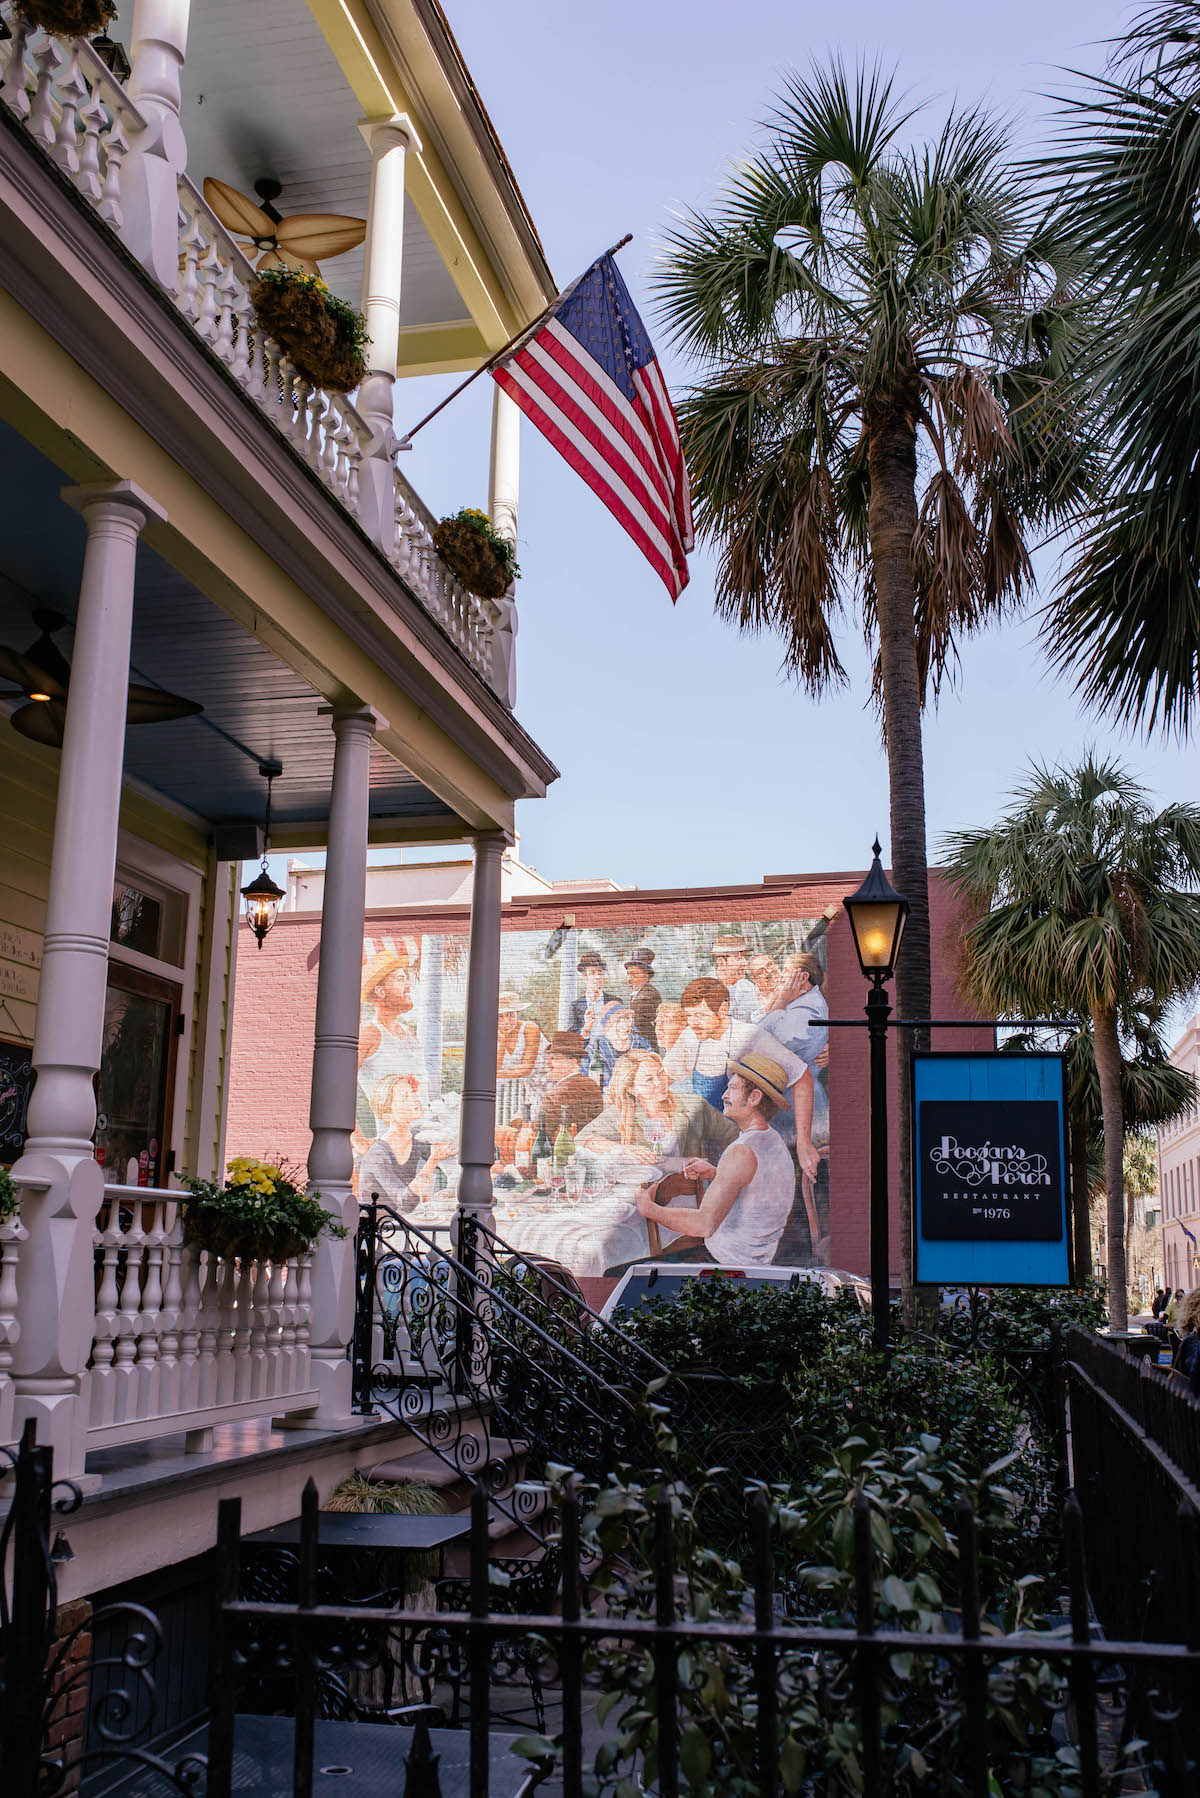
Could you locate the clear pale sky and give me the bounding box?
[392,0,1200,891]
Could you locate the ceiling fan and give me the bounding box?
[203,177,366,277]
[0,610,204,748]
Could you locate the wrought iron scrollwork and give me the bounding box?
[350,1200,672,1541]
[0,1423,205,1798]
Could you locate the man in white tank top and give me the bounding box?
[635,1053,799,1267]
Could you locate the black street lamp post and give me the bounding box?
[843,839,910,1355]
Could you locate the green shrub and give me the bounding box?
[517,1433,1127,1797]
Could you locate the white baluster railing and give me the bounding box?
[0,18,146,230]
[0,1207,29,1448]
[0,11,510,701]
[389,469,497,685]
[84,1185,316,1448]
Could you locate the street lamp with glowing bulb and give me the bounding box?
[843,839,909,1352]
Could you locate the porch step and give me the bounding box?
[364,1437,528,1492]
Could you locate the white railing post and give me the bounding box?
[121,0,191,290]
[488,383,520,708]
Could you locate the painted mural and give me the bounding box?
[352,917,831,1277]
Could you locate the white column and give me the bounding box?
[419,934,445,1103]
[488,384,520,709]
[456,833,505,1216]
[12,480,166,1476]
[557,928,579,1029]
[121,0,191,292]
[304,706,377,1424]
[355,113,421,552]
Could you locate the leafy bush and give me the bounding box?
[934,1282,1108,1353]
[0,1167,17,1224]
[615,1275,860,1383]
[518,1434,1126,1797]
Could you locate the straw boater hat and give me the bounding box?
[497,991,529,1015]
[361,938,420,1004]
[712,934,748,957]
[727,1052,792,1108]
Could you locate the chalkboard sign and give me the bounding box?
[913,1052,1071,1289]
[0,1039,35,1163]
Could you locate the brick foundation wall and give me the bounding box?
[44,1598,92,1794]
[227,871,987,1280]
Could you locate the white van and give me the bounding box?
[599,1262,871,1324]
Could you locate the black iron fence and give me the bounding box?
[1064,1325,1200,1650]
[205,1468,1199,1797]
[5,1327,1200,1796]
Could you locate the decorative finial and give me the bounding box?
[871,836,882,860]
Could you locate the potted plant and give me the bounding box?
[432,507,518,599]
[249,268,368,395]
[0,1167,17,1225]
[13,0,116,39]
[182,1157,345,1262]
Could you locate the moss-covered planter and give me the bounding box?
[14,0,115,37]
[250,268,367,395]
[432,508,518,599]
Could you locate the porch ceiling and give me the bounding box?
[170,0,472,331]
[0,421,447,836]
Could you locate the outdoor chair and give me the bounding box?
[433,1547,564,1732]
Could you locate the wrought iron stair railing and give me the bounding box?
[350,1200,671,1548]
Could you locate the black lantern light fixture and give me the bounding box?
[843,836,909,983]
[843,838,909,1355]
[241,759,285,949]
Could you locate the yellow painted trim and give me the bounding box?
[396,320,490,376]
[308,0,520,348]
[0,295,519,831]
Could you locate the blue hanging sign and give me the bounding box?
[912,1052,1072,1288]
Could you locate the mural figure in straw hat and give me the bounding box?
[635,1053,800,1266]
[358,939,424,1143]
[496,991,548,1114]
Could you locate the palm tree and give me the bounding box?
[1039,4,1200,730]
[1008,1009,1192,1282]
[943,756,1200,1329]
[654,62,1091,1289]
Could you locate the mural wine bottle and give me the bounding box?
[589,1038,605,1087]
[553,1107,573,1186]
[515,1104,534,1176]
[532,1110,552,1185]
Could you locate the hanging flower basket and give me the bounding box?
[182,1157,346,1263]
[432,508,518,600]
[0,1168,17,1225]
[250,268,368,395]
[13,0,115,38]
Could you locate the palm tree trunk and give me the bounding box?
[867,410,930,1318]
[1069,1101,1092,1283]
[1092,1003,1128,1330]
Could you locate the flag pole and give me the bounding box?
[396,234,633,448]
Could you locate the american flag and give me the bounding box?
[492,252,693,599]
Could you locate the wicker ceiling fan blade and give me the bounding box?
[254,247,290,273]
[275,213,366,260]
[126,683,204,725]
[8,699,68,748]
[203,178,276,241]
[274,247,323,277]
